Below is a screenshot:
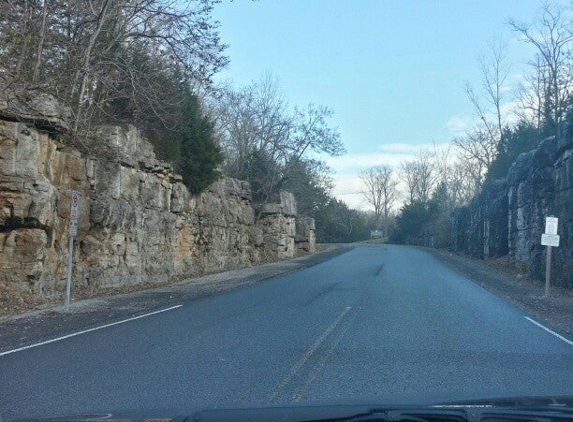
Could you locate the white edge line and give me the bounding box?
[524,316,573,347]
[0,305,183,357]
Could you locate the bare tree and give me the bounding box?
[31,0,48,83]
[0,0,228,139]
[210,76,344,210]
[452,126,497,189]
[454,39,512,193]
[401,151,436,205]
[401,160,419,205]
[515,54,551,128]
[359,165,399,234]
[432,143,481,208]
[509,3,573,129]
[213,76,292,180]
[464,39,512,144]
[451,160,483,205]
[431,142,484,210]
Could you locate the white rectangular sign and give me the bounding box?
[69,221,78,237]
[70,192,80,221]
[69,192,80,237]
[541,233,560,247]
[545,216,558,235]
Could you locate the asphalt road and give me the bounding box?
[1,245,572,420]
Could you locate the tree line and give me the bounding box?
[361,2,573,246]
[8,1,567,245]
[0,0,367,242]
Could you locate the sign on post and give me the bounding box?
[70,192,79,220]
[541,233,560,247]
[545,217,558,235]
[542,216,559,299]
[65,192,80,311]
[69,221,78,237]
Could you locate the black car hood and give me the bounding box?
[10,394,573,422]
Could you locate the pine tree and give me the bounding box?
[177,91,224,195]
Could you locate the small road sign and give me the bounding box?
[542,218,560,299]
[545,216,558,235]
[70,192,80,221]
[69,192,79,237]
[69,221,78,237]
[65,192,80,311]
[541,233,560,247]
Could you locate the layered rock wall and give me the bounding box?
[295,216,316,253]
[258,191,298,260]
[0,94,315,297]
[451,124,573,288]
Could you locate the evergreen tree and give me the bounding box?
[390,201,434,245]
[314,199,370,243]
[179,94,224,195]
[174,90,224,195]
[486,123,542,181]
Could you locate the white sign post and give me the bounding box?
[541,216,559,298]
[65,192,80,311]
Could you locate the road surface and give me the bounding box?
[1,245,572,420]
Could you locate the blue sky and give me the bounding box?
[212,0,546,208]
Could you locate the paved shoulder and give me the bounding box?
[422,246,573,338]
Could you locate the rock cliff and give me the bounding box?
[451,124,573,288]
[0,92,315,297]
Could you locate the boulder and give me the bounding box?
[0,88,71,133]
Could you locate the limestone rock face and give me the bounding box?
[0,88,71,133]
[295,216,316,253]
[260,191,297,217]
[0,93,316,297]
[258,191,298,260]
[450,180,508,259]
[451,123,573,288]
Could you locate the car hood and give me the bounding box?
[10,394,573,422]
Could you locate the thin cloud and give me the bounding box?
[446,116,474,136]
[331,172,409,211]
[446,91,522,139]
[377,142,435,154]
[325,142,438,174]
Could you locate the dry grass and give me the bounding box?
[0,275,191,319]
[484,255,573,299]
[0,283,49,318]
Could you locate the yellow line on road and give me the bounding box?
[267,306,352,402]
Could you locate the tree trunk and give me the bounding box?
[32,0,49,83]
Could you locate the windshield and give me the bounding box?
[0,1,572,421]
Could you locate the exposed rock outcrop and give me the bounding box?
[0,93,315,297]
[0,88,71,133]
[450,180,508,259]
[258,191,298,260]
[451,124,573,288]
[296,216,316,253]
